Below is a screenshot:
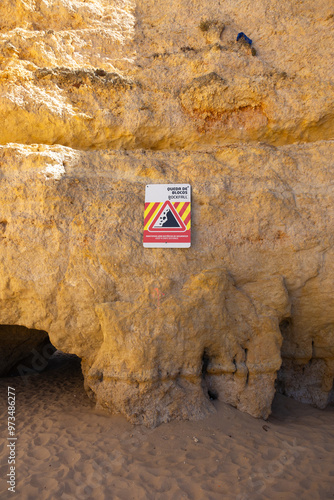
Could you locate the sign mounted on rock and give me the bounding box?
[143,184,191,248]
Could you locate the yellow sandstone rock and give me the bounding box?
[0,0,333,424]
[0,143,333,424]
[0,0,333,148]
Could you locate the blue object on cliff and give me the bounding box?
[237,32,252,45]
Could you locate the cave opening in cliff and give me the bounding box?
[275,319,334,410]
[0,324,81,380]
[330,382,334,406]
[201,349,218,401]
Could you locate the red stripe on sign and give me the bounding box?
[174,202,180,209]
[178,202,189,218]
[144,202,160,226]
[183,212,191,227]
[148,201,187,232]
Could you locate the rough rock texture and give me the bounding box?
[0,0,333,149]
[0,142,333,425]
[0,0,333,424]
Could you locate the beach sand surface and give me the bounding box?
[0,352,333,500]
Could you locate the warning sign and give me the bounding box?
[143,184,191,248]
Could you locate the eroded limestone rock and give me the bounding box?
[0,142,333,424]
[0,0,333,424]
[0,0,333,148]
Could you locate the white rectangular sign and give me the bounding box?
[143,184,191,248]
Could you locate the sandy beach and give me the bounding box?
[0,352,333,500]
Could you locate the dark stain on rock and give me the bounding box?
[34,67,135,90]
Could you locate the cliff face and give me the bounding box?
[1,0,333,149]
[0,143,333,424]
[0,0,333,425]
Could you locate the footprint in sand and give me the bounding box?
[33,433,51,447]
[58,449,82,466]
[29,446,51,460]
[30,474,59,491]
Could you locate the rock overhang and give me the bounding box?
[0,143,333,424]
